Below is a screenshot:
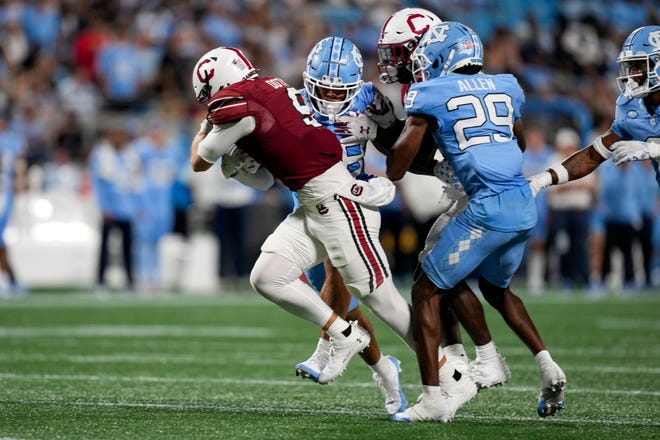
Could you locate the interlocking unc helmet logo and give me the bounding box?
[350,183,363,197]
[649,30,660,49]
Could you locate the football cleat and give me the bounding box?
[538,361,566,417]
[391,392,456,423]
[468,351,512,389]
[295,348,330,383]
[441,369,478,417]
[318,321,370,384]
[372,355,407,415]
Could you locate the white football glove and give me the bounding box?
[221,145,260,179]
[611,140,660,165]
[337,112,378,146]
[433,160,465,200]
[527,171,552,198]
[364,89,397,128]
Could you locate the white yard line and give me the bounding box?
[0,325,273,338]
[1,353,660,374]
[1,373,658,397]
[0,397,657,427]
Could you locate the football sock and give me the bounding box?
[444,343,469,362]
[476,340,498,360]
[369,353,388,373]
[535,349,553,370]
[326,317,351,339]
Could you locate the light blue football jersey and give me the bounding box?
[611,94,660,186]
[405,72,536,232]
[301,82,380,179]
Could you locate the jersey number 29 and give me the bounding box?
[447,94,514,150]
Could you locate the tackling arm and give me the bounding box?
[190,116,257,172]
[386,115,429,181]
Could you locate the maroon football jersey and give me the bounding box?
[206,76,342,191]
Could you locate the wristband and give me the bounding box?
[535,171,553,188]
[549,164,569,184]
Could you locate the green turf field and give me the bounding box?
[0,287,658,439]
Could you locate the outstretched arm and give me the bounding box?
[528,130,620,195]
[386,115,430,181]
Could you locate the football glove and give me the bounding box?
[337,112,378,146]
[221,145,260,179]
[364,89,397,128]
[527,171,553,197]
[611,140,660,165]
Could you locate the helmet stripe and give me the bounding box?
[328,37,343,79]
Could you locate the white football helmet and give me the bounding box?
[377,8,442,84]
[191,47,259,103]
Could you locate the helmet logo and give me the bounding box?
[407,14,431,35]
[196,58,214,83]
[648,30,660,49]
[424,24,450,45]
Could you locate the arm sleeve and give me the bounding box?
[197,116,257,164]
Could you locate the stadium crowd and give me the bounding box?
[0,0,658,295]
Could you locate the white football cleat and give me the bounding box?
[538,361,566,417]
[440,369,478,417]
[295,348,329,383]
[372,355,407,415]
[391,393,454,423]
[468,351,512,389]
[318,321,370,384]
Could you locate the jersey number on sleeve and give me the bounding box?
[447,93,514,150]
[287,88,322,128]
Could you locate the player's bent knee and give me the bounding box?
[250,252,299,298]
[478,277,505,306]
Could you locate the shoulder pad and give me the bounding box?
[615,93,633,106]
[208,91,248,125]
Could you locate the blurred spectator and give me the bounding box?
[71,17,111,82]
[633,160,659,289]
[0,113,26,295]
[597,160,641,291]
[546,128,597,290]
[21,0,61,56]
[133,118,180,293]
[191,164,260,290]
[521,124,554,294]
[41,145,83,194]
[95,23,147,111]
[88,118,141,293]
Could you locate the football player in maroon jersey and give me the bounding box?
[190,46,416,387]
